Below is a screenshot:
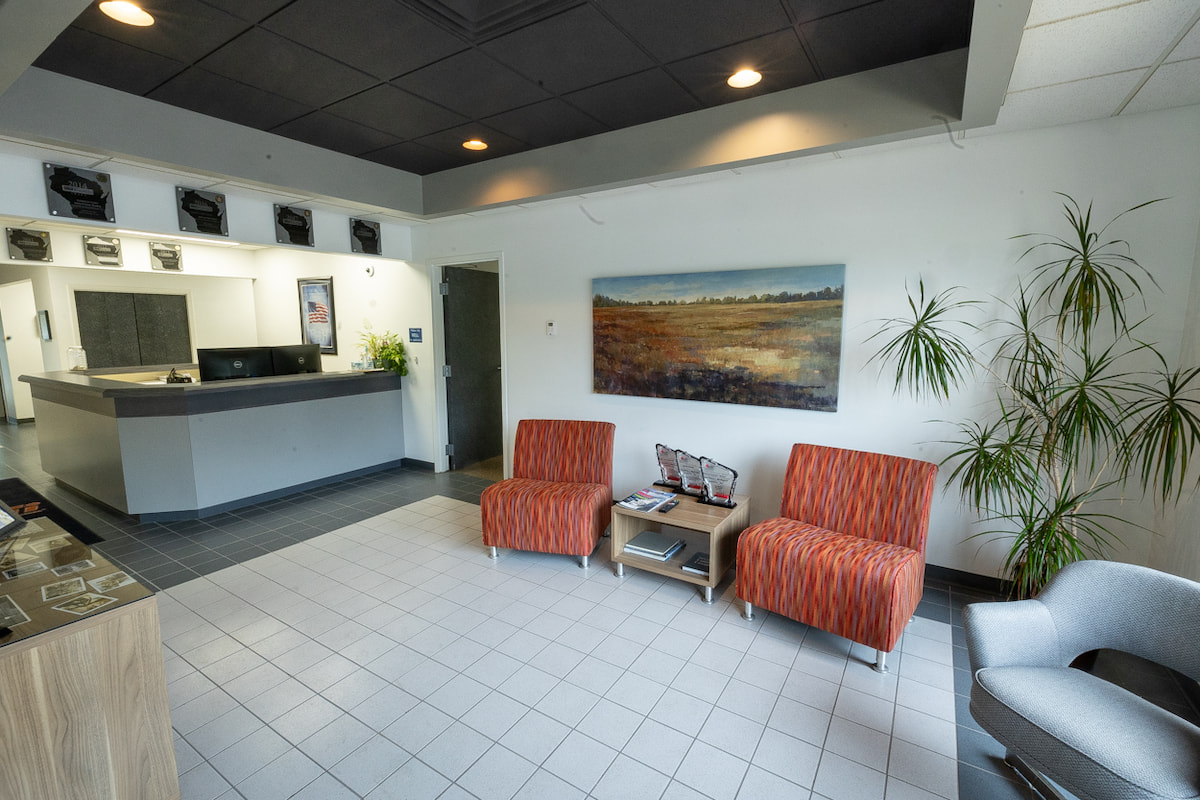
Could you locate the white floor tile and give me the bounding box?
[164,495,969,800]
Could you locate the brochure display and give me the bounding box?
[617,487,676,512]
[611,490,750,603]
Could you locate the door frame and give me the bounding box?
[429,251,507,474]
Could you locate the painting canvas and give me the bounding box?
[298,277,336,354]
[593,264,845,411]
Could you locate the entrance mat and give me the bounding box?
[0,478,103,545]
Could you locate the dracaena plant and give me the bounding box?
[870,195,1200,597]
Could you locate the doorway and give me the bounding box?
[441,262,502,479]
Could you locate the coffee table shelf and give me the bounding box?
[610,491,750,602]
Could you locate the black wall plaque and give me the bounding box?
[176,186,228,236]
[275,204,314,247]
[350,218,381,255]
[82,235,122,267]
[44,163,115,223]
[7,228,52,262]
[150,242,183,271]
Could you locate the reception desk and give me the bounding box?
[21,369,405,519]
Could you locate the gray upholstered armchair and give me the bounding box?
[964,560,1200,800]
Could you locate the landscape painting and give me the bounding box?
[593,264,845,411]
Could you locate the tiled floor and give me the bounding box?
[0,421,1038,799]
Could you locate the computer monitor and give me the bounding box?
[197,347,274,382]
[270,344,322,376]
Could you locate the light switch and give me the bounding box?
[546,320,556,336]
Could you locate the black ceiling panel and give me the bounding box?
[197,0,295,24]
[33,27,185,96]
[565,68,702,130]
[34,0,975,176]
[262,0,469,81]
[480,5,654,95]
[148,68,312,130]
[800,0,973,80]
[271,111,402,156]
[394,48,551,118]
[198,28,377,107]
[415,123,527,161]
[326,84,468,140]
[363,140,466,174]
[594,0,794,63]
[483,98,610,148]
[786,0,877,25]
[667,30,819,106]
[68,0,250,63]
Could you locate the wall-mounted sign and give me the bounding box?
[150,242,182,271]
[44,163,115,223]
[7,228,52,262]
[298,277,336,354]
[409,328,423,343]
[350,218,381,255]
[275,204,313,247]
[38,310,51,341]
[82,235,122,267]
[176,186,227,236]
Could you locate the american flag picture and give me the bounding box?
[298,278,336,353]
[307,301,329,324]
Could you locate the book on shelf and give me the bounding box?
[623,530,685,560]
[681,551,710,576]
[616,487,677,512]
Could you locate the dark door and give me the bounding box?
[443,264,502,470]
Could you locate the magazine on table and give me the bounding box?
[616,487,677,512]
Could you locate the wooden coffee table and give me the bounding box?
[611,491,750,602]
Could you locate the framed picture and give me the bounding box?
[593,264,846,412]
[297,277,336,354]
[0,499,26,542]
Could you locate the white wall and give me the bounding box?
[414,105,1200,579]
[251,248,439,463]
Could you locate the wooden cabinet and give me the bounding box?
[0,519,178,800]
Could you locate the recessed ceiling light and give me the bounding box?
[462,139,488,151]
[99,1,155,26]
[727,69,762,89]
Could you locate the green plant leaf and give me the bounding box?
[1122,350,1200,504]
[867,279,978,400]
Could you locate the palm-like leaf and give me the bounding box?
[942,411,1040,513]
[868,280,977,400]
[1015,195,1162,346]
[1045,341,1128,471]
[1122,351,1200,504]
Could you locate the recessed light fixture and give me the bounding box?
[462,139,488,151]
[727,69,762,89]
[99,1,155,26]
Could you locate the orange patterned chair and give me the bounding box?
[737,443,937,672]
[482,419,615,568]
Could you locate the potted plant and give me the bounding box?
[360,330,409,377]
[870,195,1200,597]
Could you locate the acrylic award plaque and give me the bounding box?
[655,443,682,488]
[82,235,122,267]
[675,450,705,496]
[350,218,381,255]
[275,204,314,247]
[176,186,227,235]
[150,242,182,271]
[44,163,115,223]
[7,228,52,262]
[700,457,738,508]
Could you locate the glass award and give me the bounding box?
[655,444,682,488]
[675,450,705,496]
[700,458,738,508]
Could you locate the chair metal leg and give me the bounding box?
[703,586,713,604]
[872,650,888,673]
[580,555,589,569]
[1004,751,1071,800]
[743,601,754,621]
[616,562,624,577]
[489,546,497,559]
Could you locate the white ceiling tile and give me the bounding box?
[1122,59,1200,114]
[1166,18,1200,60]
[1026,0,1139,28]
[1010,0,1198,91]
[996,71,1144,130]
